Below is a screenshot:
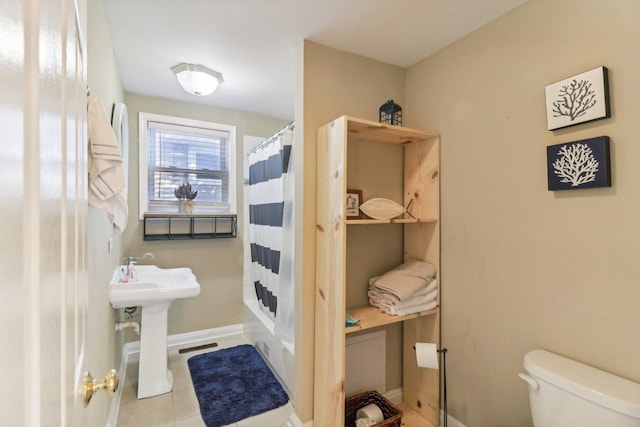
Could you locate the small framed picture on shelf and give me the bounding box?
[345,189,363,219]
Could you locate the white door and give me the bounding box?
[1,0,92,425]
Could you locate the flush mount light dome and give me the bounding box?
[171,63,223,96]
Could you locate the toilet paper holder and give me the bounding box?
[412,344,447,369]
[412,345,448,427]
[411,345,447,355]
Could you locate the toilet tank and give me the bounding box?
[520,349,640,427]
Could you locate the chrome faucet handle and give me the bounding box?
[124,255,138,265]
[124,253,154,264]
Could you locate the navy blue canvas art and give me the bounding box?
[547,136,611,191]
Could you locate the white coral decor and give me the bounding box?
[553,143,599,187]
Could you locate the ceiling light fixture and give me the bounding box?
[171,63,224,97]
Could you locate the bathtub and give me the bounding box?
[243,297,294,399]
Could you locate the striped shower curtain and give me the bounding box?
[248,129,293,320]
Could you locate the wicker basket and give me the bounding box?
[345,390,403,427]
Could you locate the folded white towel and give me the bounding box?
[394,258,437,277]
[370,298,438,316]
[369,287,437,309]
[369,277,437,304]
[369,259,437,302]
[88,96,128,232]
[391,299,438,316]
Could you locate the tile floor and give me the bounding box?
[116,334,294,427]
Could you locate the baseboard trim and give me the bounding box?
[286,411,306,427]
[106,323,244,427]
[383,387,403,405]
[381,388,466,427]
[167,324,244,349]
[444,412,467,427]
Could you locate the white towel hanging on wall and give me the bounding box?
[88,96,128,232]
[111,101,129,202]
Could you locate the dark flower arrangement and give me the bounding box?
[174,182,198,200]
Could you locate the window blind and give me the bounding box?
[146,120,231,210]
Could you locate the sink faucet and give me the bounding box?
[122,253,154,282]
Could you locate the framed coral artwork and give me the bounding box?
[545,66,610,131]
[547,136,611,191]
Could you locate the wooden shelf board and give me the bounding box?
[346,217,437,225]
[345,305,438,334]
[345,116,438,145]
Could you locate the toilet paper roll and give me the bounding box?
[356,403,384,423]
[415,342,439,369]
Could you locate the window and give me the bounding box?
[139,112,236,218]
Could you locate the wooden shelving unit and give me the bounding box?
[315,116,441,427]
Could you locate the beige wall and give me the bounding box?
[87,0,125,424]
[122,93,289,336]
[88,2,640,425]
[405,0,640,425]
[299,40,406,421]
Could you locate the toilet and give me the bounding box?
[519,349,640,427]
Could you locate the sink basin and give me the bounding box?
[109,265,201,308]
[109,264,201,399]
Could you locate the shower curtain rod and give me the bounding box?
[249,121,294,154]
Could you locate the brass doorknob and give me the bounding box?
[81,369,118,407]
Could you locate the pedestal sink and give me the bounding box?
[110,265,201,399]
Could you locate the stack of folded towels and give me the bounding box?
[368,259,438,316]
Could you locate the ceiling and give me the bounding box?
[103,0,528,121]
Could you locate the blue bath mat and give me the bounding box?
[188,344,289,426]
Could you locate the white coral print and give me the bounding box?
[553,143,599,187]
